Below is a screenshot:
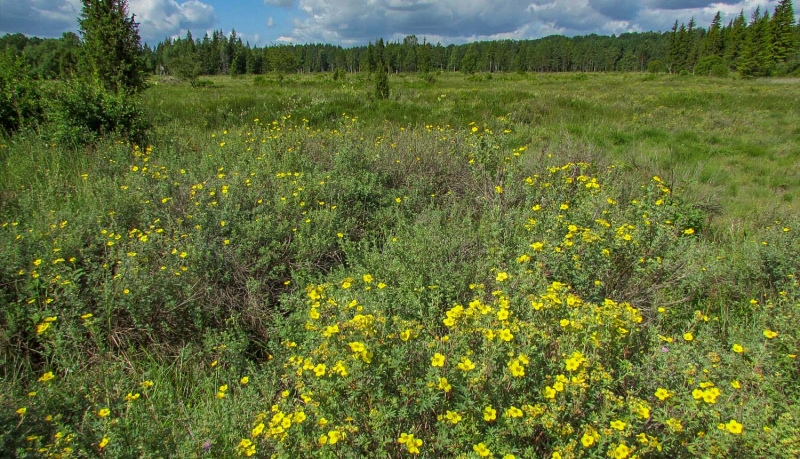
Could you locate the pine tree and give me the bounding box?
[702,12,724,58]
[78,0,147,94]
[724,11,747,68]
[375,59,389,99]
[739,7,774,77]
[771,0,797,62]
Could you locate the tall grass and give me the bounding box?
[1,72,798,458]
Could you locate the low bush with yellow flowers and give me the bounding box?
[1,112,798,458]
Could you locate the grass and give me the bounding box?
[1,72,799,458]
[144,72,800,228]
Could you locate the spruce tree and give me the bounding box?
[771,0,797,62]
[375,59,389,99]
[739,7,774,77]
[702,12,724,58]
[78,0,147,94]
[724,11,748,68]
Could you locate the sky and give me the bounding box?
[0,0,795,47]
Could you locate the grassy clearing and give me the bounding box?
[1,73,799,458]
[144,72,800,228]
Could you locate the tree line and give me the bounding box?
[2,0,798,80]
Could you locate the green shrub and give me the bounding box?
[709,63,730,78]
[45,79,150,145]
[647,60,666,74]
[375,68,390,100]
[694,56,726,76]
[0,50,42,134]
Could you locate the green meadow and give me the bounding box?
[1,72,799,458]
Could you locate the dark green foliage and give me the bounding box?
[738,8,775,77]
[771,0,797,62]
[46,79,149,145]
[725,11,749,68]
[647,60,666,73]
[0,50,41,133]
[694,55,726,75]
[375,63,390,99]
[168,52,202,86]
[78,0,147,94]
[709,63,730,78]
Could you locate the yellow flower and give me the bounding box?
[457,357,476,372]
[683,332,694,342]
[634,403,650,419]
[654,388,672,401]
[313,364,326,377]
[398,433,423,454]
[683,228,695,235]
[445,410,462,424]
[437,377,452,393]
[362,274,373,283]
[400,329,412,341]
[97,408,111,418]
[610,420,626,430]
[327,430,344,444]
[499,328,514,342]
[251,423,265,437]
[98,437,109,449]
[508,359,525,377]
[726,419,743,435]
[141,380,154,388]
[349,341,366,353]
[36,322,51,334]
[505,406,523,418]
[240,376,249,385]
[431,353,445,367]
[16,407,26,415]
[732,343,744,353]
[38,372,55,383]
[581,433,595,448]
[124,392,140,402]
[612,443,630,459]
[237,438,256,456]
[496,272,509,282]
[666,418,683,432]
[731,380,741,389]
[544,386,557,399]
[763,329,778,339]
[473,443,492,457]
[483,406,497,422]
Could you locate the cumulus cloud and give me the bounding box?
[0,0,217,43]
[280,0,786,44]
[130,0,218,42]
[0,0,81,37]
[286,0,646,44]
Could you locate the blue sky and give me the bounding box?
[0,1,795,47]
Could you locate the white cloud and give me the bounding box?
[281,0,788,45]
[130,0,218,42]
[264,0,296,6]
[0,0,81,37]
[267,17,275,27]
[0,0,217,43]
